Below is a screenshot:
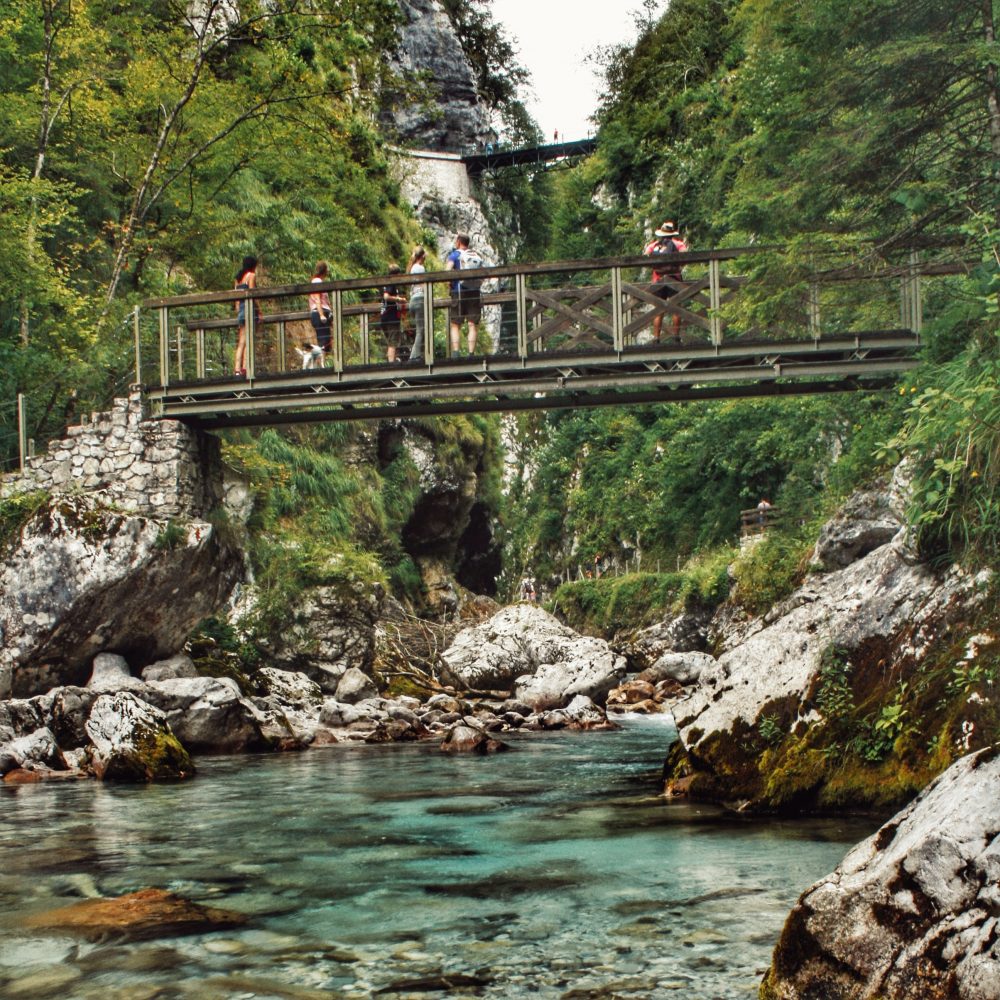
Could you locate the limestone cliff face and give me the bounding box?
[382,0,492,152]
[383,0,501,270]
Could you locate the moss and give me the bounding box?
[759,739,827,809]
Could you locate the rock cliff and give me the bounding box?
[761,747,1000,1000]
[658,474,997,811]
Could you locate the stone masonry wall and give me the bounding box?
[1,390,225,520]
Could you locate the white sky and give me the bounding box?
[490,0,662,140]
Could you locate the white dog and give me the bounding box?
[296,343,326,370]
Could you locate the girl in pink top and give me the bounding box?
[309,261,332,353]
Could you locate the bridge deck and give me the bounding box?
[139,247,957,427]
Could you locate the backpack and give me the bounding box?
[457,247,485,290]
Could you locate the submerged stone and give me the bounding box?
[25,887,247,941]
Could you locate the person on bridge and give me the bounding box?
[446,233,484,356]
[380,265,407,364]
[308,261,333,356]
[407,246,428,364]
[233,255,261,376]
[643,222,688,343]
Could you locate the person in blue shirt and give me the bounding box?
[445,233,482,356]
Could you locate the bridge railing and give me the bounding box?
[137,247,963,387]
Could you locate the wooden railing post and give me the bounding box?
[245,293,256,380]
[277,320,287,371]
[808,282,821,339]
[423,282,434,365]
[158,306,170,387]
[175,325,184,380]
[360,311,370,365]
[709,258,723,346]
[196,327,206,378]
[332,289,344,372]
[901,249,923,334]
[17,393,27,473]
[516,273,528,360]
[611,266,624,352]
[133,305,142,385]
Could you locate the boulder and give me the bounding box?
[440,604,625,709]
[538,695,614,731]
[440,723,510,754]
[87,653,146,694]
[141,654,198,682]
[762,747,1000,1000]
[0,496,245,697]
[4,727,67,772]
[616,609,714,669]
[142,677,265,754]
[254,668,323,708]
[640,651,716,687]
[515,649,625,712]
[669,529,990,806]
[85,692,192,781]
[335,667,378,704]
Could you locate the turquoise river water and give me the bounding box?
[0,717,878,999]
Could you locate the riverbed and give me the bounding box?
[0,717,877,999]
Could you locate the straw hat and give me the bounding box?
[654,221,680,237]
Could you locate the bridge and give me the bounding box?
[462,138,597,175]
[137,246,959,429]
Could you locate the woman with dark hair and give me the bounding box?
[309,260,332,355]
[380,264,406,363]
[233,255,260,376]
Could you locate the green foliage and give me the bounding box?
[154,520,187,551]
[0,489,50,550]
[814,645,854,721]
[881,338,1000,565]
[757,714,783,748]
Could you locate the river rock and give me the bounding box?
[335,667,378,704]
[141,654,198,682]
[3,726,67,773]
[440,604,625,709]
[252,581,385,689]
[538,695,614,731]
[86,692,193,781]
[87,652,147,693]
[440,723,510,754]
[24,888,246,941]
[762,747,1000,1000]
[640,651,716,687]
[142,676,266,753]
[254,668,322,708]
[0,495,245,697]
[515,649,625,712]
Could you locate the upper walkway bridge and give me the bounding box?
[138,245,962,430]
[461,138,597,175]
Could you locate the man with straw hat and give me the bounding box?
[643,221,688,343]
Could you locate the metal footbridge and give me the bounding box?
[138,246,960,429]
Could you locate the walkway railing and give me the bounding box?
[136,246,963,426]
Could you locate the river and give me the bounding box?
[0,717,877,999]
